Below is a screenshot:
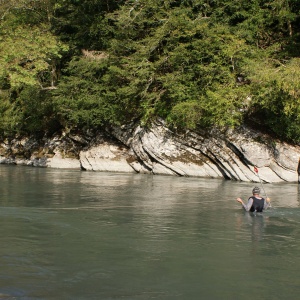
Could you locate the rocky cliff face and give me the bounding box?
[1,119,299,183]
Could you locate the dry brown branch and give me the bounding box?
[81,49,109,60]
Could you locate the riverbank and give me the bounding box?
[1,119,299,183]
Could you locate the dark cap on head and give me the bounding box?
[252,187,260,194]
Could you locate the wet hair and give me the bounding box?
[252,187,260,194]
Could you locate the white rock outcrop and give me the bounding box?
[79,142,135,173]
[47,152,81,169]
[110,119,300,182]
[1,120,299,182]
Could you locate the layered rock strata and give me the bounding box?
[1,120,299,182]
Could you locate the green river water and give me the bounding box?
[0,165,300,300]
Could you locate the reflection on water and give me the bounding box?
[239,212,266,242]
[0,165,300,299]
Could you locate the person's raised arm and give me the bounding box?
[264,197,271,209]
[236,197,253,211]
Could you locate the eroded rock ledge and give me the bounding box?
[1,119,299,182]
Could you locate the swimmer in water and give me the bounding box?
[236,187,271,212]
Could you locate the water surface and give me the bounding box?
[0,165,300,299]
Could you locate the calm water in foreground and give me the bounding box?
[0,165,300,300]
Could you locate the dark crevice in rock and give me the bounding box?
[130,148,152,173]
[225,140,253,168]
[206,151,231,180]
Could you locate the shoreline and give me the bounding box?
[1,120,299,183]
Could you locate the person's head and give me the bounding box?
[252,187,260,196]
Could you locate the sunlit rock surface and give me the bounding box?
[47,152,80,169]
[110,120,300,182]
[0,119,299,182]
[79,142,135,173]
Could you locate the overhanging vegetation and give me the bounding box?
[0,0,299,142]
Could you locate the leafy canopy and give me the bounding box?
[0,0,299,142]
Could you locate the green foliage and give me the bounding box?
[52,0,125,50]
[247,57,300,142]
[0,86,60,136]
[168,86,247,130]
[52,57,129,129]
[0,25,68,89]
[105,2,250,129]
[0,0,300,143]
[0,91,23,136]
[0,0,68,89]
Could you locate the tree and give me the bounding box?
[0,25,68,89]
[1,0,300,142]
[0,0,68,89]
[0,0,67,136]
[101,0,250,128]
[246,56,300,142]
[52,0,126,51]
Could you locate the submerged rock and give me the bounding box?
[0,120,299,182]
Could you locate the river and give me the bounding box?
[0,165,300,299]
